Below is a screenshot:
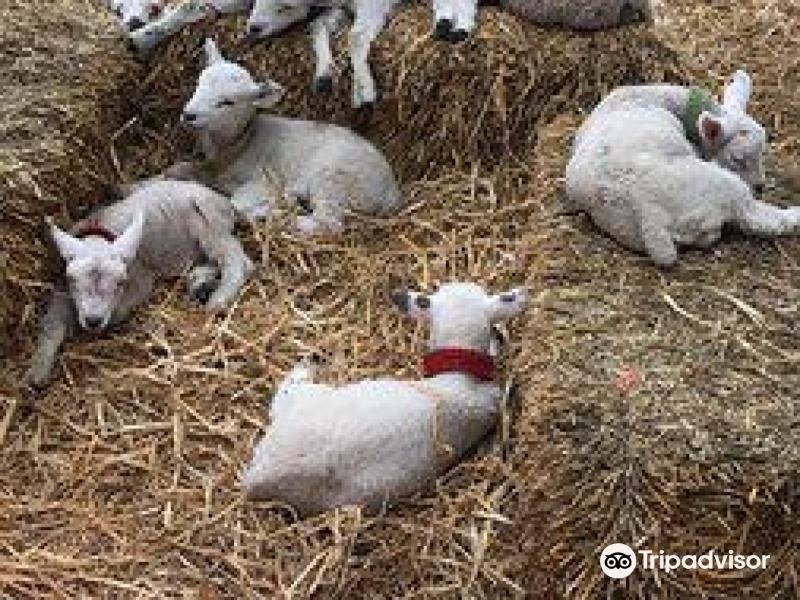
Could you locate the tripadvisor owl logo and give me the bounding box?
[600,543,637,579]
[600,543,771,579]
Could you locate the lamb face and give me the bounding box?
[246,0,311,40]
[711,114,766,191]
[182,39,285,138]
[392,282,528,352]
[697,71,767,191]
[49,213,144,332]
[108,0,164,31]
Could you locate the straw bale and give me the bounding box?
[506,0,800,595]
[0,0,143,355]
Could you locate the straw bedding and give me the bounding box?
[0,0,798,597]
[510,1,800,596]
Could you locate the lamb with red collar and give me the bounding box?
[25,179,253,388]
[242,281,527,515]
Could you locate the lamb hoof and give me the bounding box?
[189,281,215,304]
[127,31,157,59]
[434,19,453,40]
[619,3,644,25]
[23,366,50,391]
[313,75,334,94]
[352,89,377,111]
[448,29,469,43]
[126,37,140,54]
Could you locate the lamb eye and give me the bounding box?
[732,157,747,169]
[149,4,162,18]
[217,99,235,108]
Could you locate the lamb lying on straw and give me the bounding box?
[566,70,800,266]
[167,39,402,234]
[25,180,252,388]
[242,281,528,515]
[432,0,653,42]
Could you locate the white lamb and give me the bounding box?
[128,0,246,56]
[25,180,253,388]
[242,281,528,516]
[432,0,652,41]
[167,39,402,235]
[129,0,401,109]
[565,71,800,267]
[107,0,165,32]
[501,0,652,30]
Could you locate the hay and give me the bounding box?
[113,5,686,183]
[0,0,143,355]
[0,0,798,597]
[506,1,800,596]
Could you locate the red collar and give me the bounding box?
[422,348,496,382]
[75,219,117,243]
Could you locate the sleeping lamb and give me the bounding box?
[565,70,800,266]
[166,39,402,235]
[432,0,652,42]
[129,0,401,109]
[242,281,528,516]
[25,180,253,388]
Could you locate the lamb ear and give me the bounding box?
[204,38,224,65]
[113,212,145,263]
[252,80,285,108]
[48,217,85,262]
[487,287,528,323]
[698,112,725,148]
[723,70,751,113]
[391,289,431,321]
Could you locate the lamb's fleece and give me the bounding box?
[503,0,652,30]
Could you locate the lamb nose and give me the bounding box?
[448,29,468,43]
[247,24,263,39]
[127,17,145,31]
[434,19,453,40]
[182,112,197,123]
[84,316,103,330]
